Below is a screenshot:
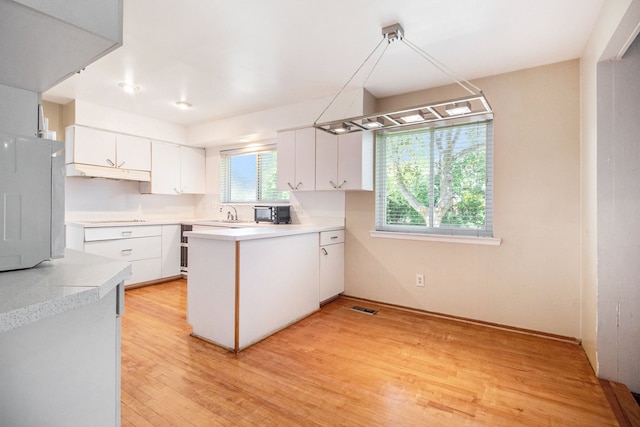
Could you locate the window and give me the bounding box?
[220,145,289,203]
[376,119,493,237]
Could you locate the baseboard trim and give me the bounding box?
[340,294,580,345]
[125,275,183,290]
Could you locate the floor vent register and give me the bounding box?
[350,306,378,315]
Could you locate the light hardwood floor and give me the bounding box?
[121,280,618,426]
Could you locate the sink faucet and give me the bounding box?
[220,204,238,221]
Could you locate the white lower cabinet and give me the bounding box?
[161,224,181,278]
[66,223,181,287]
[319,230,345,303]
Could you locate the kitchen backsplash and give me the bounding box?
[66,177,346,225]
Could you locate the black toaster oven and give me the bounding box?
[253,205,291,224]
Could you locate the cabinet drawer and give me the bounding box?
[84,225,162,241]
[320,230,345,246]
[84,236,162,261]
[127,258,162,286]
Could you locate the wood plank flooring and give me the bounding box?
[121,279,619,426]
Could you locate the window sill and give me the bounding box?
[369,231,502,246]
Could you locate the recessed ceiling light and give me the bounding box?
[118,82,140,93]
[175,101,192,110]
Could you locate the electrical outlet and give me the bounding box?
[416,273,425,287]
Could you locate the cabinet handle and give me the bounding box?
[117,161,125,168]
[329,180,337,189]
[106,158,115,167]
[174,188,181,194]
[121,231,132,236]
[330,235,338,240]
[295,182,302,190]
[287,182,295,190]
[337,180,347,189]
[321,248,328,255]
[121,249,133,255]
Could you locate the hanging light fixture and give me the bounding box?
[314,23,492,135]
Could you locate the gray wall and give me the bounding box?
[597,33,640,392]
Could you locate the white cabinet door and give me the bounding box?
[337,131,373,191]
[295,128,316,191]
[141,142,205,195]
[67,126,116,167]
[180,146,205,194]
[276,129,296,191]
[161,225,181,278]
[315,130,374,191]
[116,134,151,171]
[315,130,338,191]
[276,128,316,191]
[145,142,181,195]
[319,242,344,302]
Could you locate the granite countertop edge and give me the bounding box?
[0,250,131,333]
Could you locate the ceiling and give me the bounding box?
[43,0,606,128]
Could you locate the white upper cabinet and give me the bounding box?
[144,142,180,195]
[66,125,151,172]
[116,134,151,171]
[316,130,374,191]
[277,127,316,192]
[66,126,115,168]
[180,146,206,194]
[140,142,205,195]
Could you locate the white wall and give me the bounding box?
[65,178,196,222]
[188,88,370,147]
[71,99,188,145]
[345,60,582,338]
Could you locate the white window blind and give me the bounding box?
[376,119,494,237]
[220,144,289,203]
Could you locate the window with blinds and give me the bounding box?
[375,119,493,237]
[219,144,289,203]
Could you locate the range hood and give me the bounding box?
[66,163,150,182]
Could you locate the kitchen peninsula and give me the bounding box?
[0,250,130,426]
[186,224,343,352]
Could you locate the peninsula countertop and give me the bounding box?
[0,249,131,333]
[185,223,344,242]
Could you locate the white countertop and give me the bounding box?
[66,219,183,227]
[0,250,131,333]
[185,224,343,241]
